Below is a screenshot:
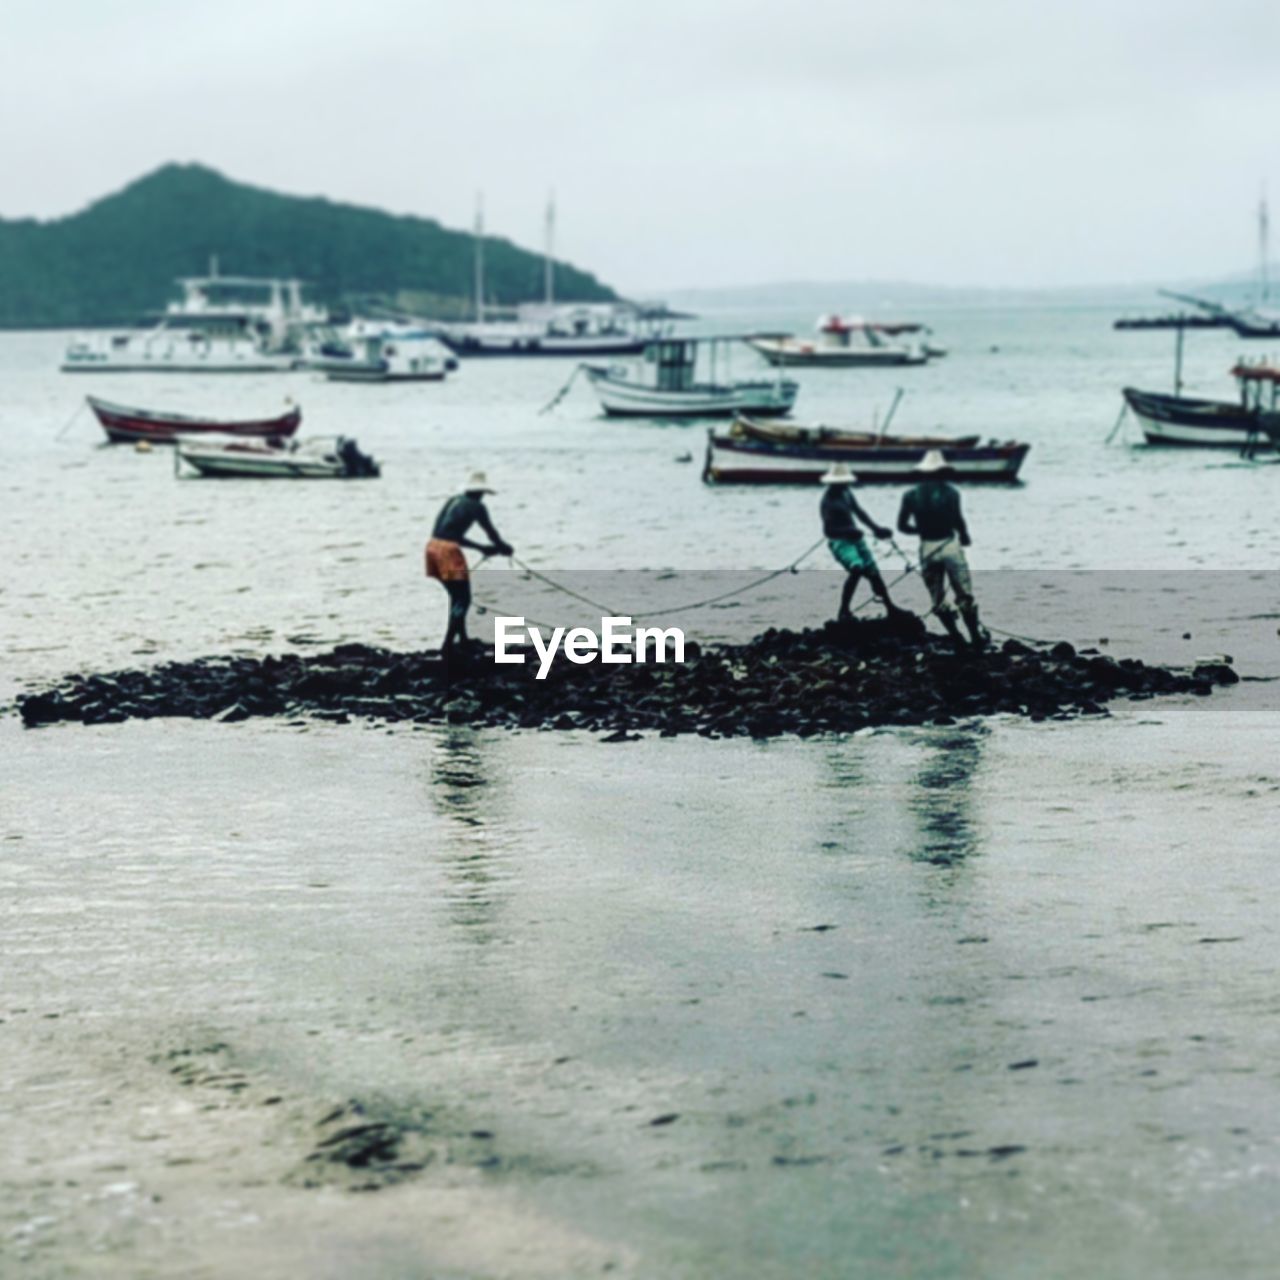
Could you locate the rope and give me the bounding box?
[1104,402,1128,446]
[55,400,87,441]
[538,363,589,415]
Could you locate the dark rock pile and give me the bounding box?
[14,616,1238,738]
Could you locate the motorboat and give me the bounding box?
[304,320,457,382]
[61,266,325,373]
[176,435,379,479]
[584,337,798,418]
[87,394,301,444]
[747,315,940,368]
[703,417,1029,484]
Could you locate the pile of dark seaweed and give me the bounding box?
[15,616,1238,738]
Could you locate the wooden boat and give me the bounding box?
[87,395,301,445]
[1121,386,1262,447]
[176,435,378,479]
[585,337,798,418]
[731,416,981,450]
[703,420,1029,484]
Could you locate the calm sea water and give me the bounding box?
[4,308,1280,1277]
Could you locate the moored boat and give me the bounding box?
[176,435,379,479]
[585,337,798,418]
[703,420,1029,484]
[87,395,301,445]
[1120,386,1262,447]
[747,315,938,368]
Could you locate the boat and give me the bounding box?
[305,321,456,382]
[436,196,663,357]
[1120,386,1263,447]
[585,337,798,418]
[87,395,301,445]
[703,418,1029,484]
[747,315,939,368]
[176,435,379,479]
[61,266,325,373]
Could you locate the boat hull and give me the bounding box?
[177,438,377,479]
[748,338,928,368]
[441,334,647,358]
[588,372,798,418]
[1121,387,1265,447]
[703,433,1029,484]
[88,396,301,445]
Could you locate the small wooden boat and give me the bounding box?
[88,395,301,445]
[585,337,798,418]
[176,435,379,479]
[1121,386,1261,447]
[703,420,1029,484]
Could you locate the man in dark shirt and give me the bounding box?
[425,471,513,651]
[897,451,985,649]
[819,463,907,622]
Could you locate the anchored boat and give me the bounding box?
[747,315,939,368]
[703,417,1029,484]
[87,395,301,445]
[176,436,379,479]
[585,337,798,418]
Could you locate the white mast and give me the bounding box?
[473,193,486,323]
[544,190,556,307]
[1259,188,1270,304]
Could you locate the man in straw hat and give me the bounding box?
[897,450,986,650]
[426,471,513,652]
[819,462,908,622]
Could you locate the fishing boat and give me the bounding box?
[1120,386,1262,447]
[585,337,798,418]
[62,267,325,373]
[703,417,1029,484]
[176,435,379,479]
[747,315,939,368]
[87,395,301,445]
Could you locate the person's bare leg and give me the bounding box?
[839,571,861,620]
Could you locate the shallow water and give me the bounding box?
[3,309,1279,1276]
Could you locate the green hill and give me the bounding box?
[0,164,618,328]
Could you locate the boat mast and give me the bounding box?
[544,191,556,307]
[473,193,486,324]
[1259,188,1270,304]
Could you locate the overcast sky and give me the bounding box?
[1,0,1276,292]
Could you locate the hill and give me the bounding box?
[0,165,618,328]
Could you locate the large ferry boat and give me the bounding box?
[61,268,327,373]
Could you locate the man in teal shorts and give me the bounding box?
[819,463,909,622]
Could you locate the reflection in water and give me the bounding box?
[908,729,986,867]
[425,725,509,946]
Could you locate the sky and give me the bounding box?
[1,0,1277,293]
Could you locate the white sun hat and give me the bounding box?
[462,470,496,494]
[819,462,858,485]
[914,450,951,473]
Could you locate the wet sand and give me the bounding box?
[5,701,1279,1277]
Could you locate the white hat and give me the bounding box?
[914,449,951,473]
[462,469,495,494]
[819,462,858,485]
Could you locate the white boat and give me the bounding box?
[61,266,325,373]
[437,195,663,357]
[747,315,935,368]
[304,320,456,382]
[585,337,798,418]
[176,435,379,479]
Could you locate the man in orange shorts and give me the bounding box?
[425,470,513,651]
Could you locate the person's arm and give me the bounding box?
[851,496,890,540]
[897,492,916,536]
[476,505,514,556]
[952,490,970,547]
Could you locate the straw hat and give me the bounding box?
[914,450,951,474]
[462,469,496,494]
[819,462,858,485]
